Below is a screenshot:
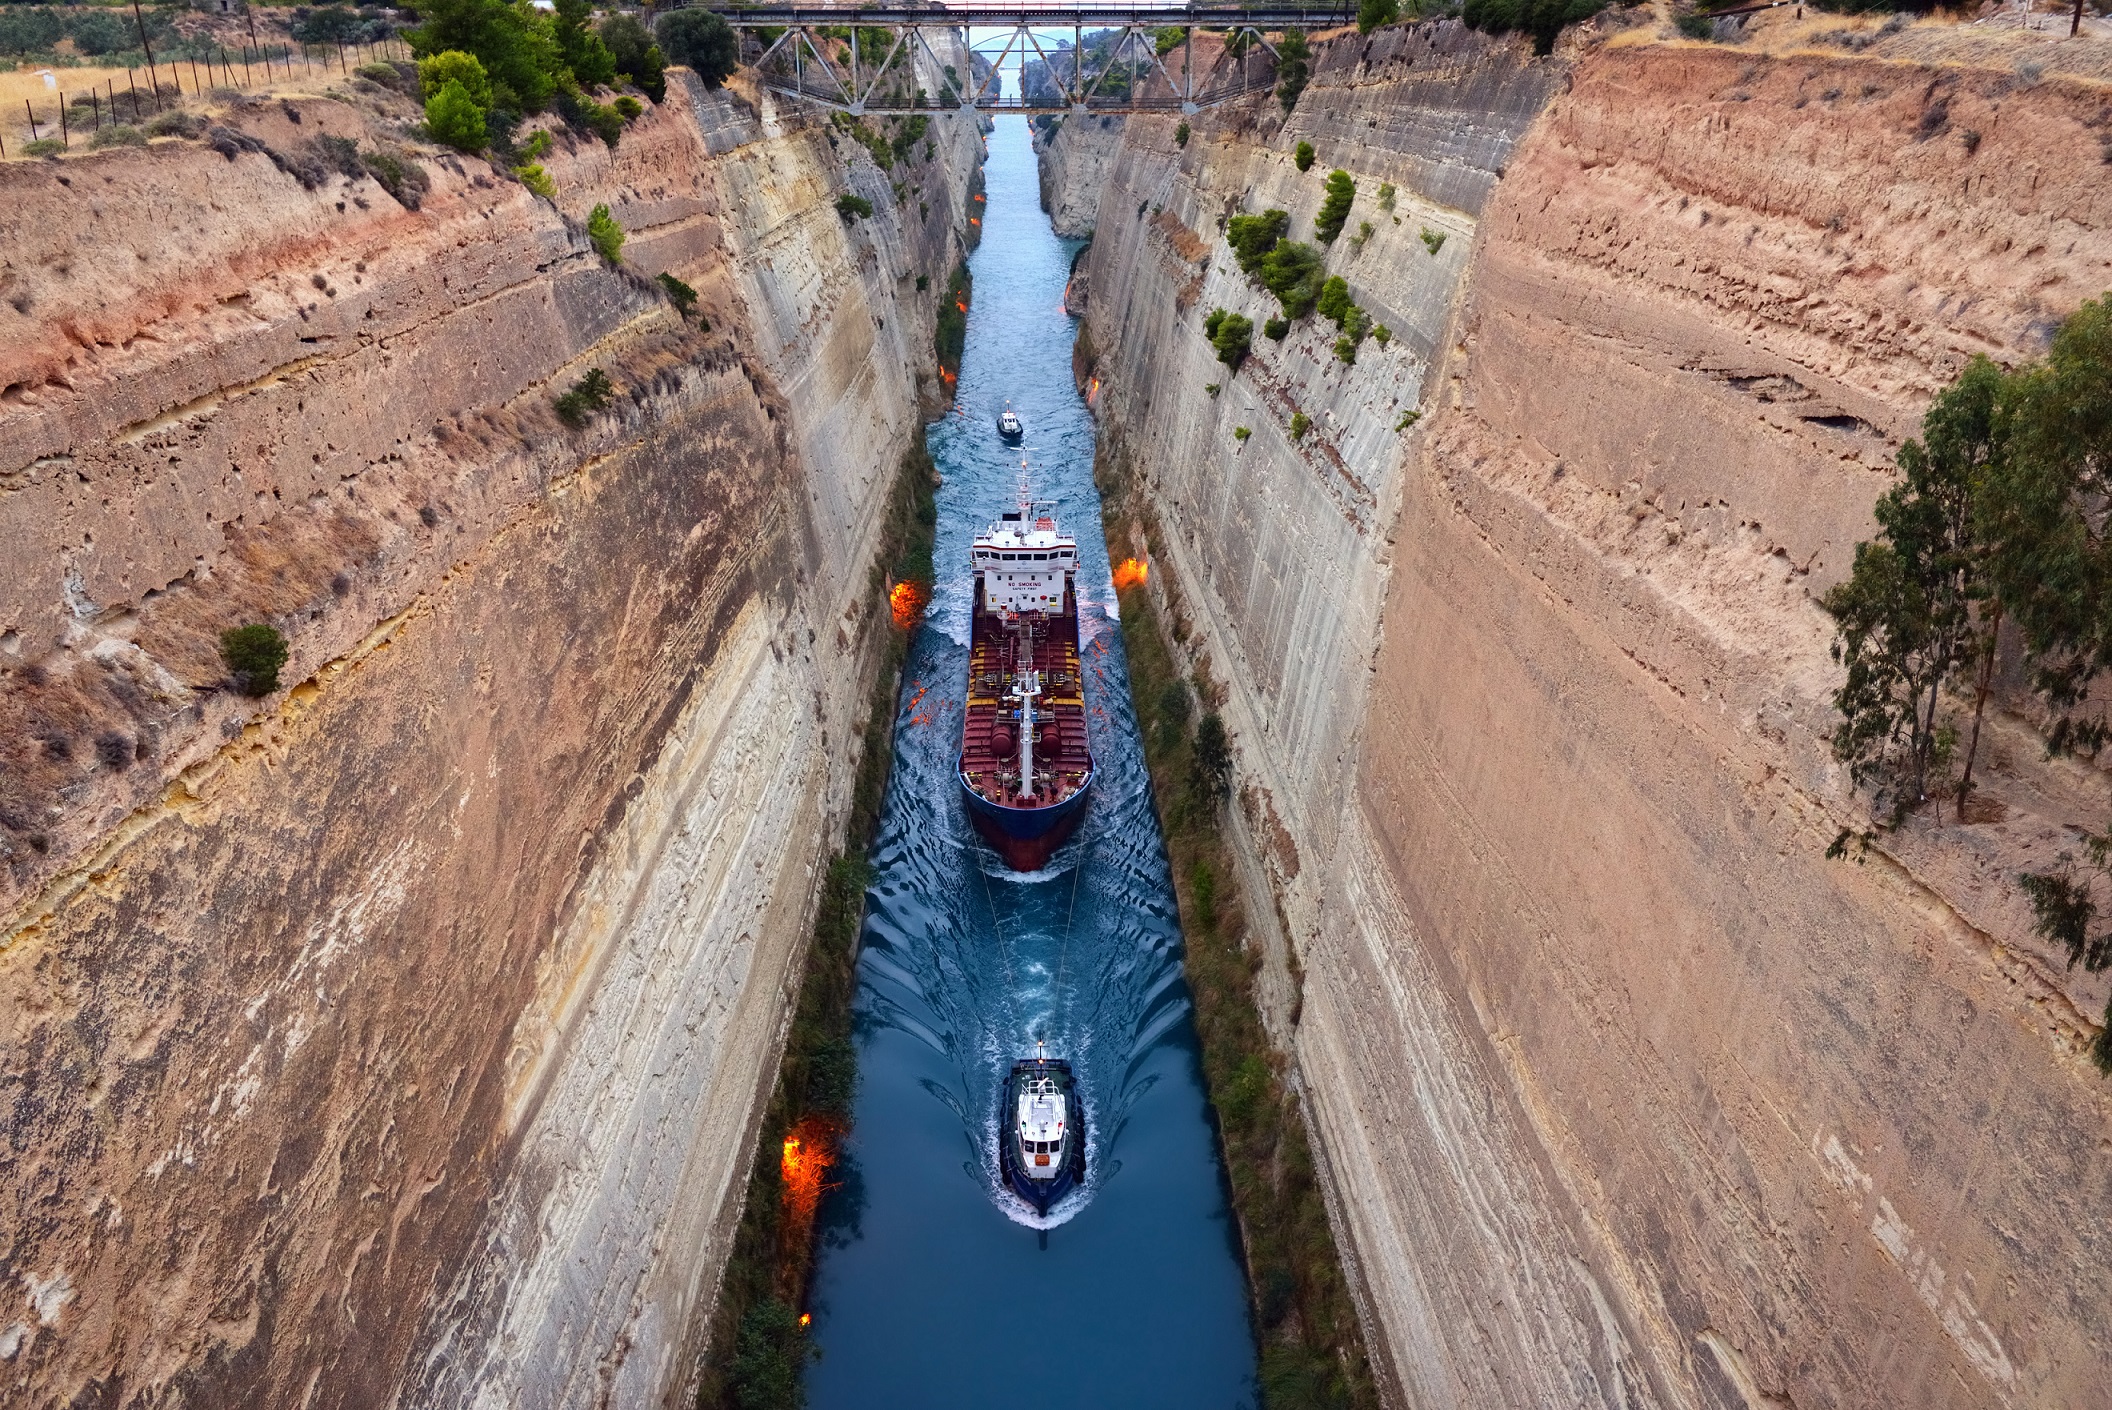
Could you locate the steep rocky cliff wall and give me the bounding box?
[1074,18,2112,1408]
[0,56,980,1408]
[1035,112,1123,238]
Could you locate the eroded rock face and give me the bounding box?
[1035,112,1123,238]
[0,56,981,1408]
[1073,19,2112,1409]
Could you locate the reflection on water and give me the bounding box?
[802,118,1259,1408]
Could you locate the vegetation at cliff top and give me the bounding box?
[1823,294,2112,1068]
[220,624,289,698]
[1098,445,1379,1410]
[697,433,939,1410]
[1275,29,1310,112]
[655,9,739,86]
[1359,0,1402,34]
[1462,0,1612,56]
[407,0,659,154]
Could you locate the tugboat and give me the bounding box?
[996,406,1024,442]
[1000,1045,1085,1215]
[956,465,1094,870]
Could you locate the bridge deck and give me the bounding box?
[708,5,1350,24]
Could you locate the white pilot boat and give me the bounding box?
[999,1046,1084,1214]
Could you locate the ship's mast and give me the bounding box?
[1013,631,1040,801]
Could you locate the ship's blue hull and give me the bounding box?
[959,771,1092,871]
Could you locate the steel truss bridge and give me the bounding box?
[678,5,1353,116]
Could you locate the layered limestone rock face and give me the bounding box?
[0,58,978,1409]
[1073,19,2112,1409]
[1034,111,1124,238]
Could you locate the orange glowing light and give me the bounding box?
[800,1314,813,1328]
[890,579,930,630]
[779,1120,835,1222]
[1112,558,1149,591]
[956,298,969,312]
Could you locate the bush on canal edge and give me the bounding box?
[696,430,940,1410]
[1098,443,1380,1410]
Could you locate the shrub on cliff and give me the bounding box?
[658,272,699,317]
[1316,276,1352,326]
[657,9,739,87]
[1227,209,1289,275]
[1258,240,1326,320]
[1315,169,1355,243]
[836,191,874,221]
[587,203,625,263]
[1264,316,1289,341]
[1359,0,1401,33]
[1175,121,1190,148]
[515,161,556,199]
[1275,29,1310,112]
[426,78,490,151]
[1293,140,1314,172]
[1208,311,1252,370]
[220,624,289,697]
[362,147,431,209]
[598,15,667,102]
[419,49,492,107]
[554,367,615,426]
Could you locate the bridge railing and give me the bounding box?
[682,3,1348,115]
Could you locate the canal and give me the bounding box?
[803,117,1261,1407]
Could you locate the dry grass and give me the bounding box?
[4,42,406,157]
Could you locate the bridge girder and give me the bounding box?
[675,5,1347,117]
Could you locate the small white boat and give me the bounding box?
[997,407,1024,442]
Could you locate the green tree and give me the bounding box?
[1316,275,1352,325]
[553,0,616,90]
[418,49,492,107]
[1211,312,1253,370]
[587,203,624,263]
[1275,29,1310,112]
[1155,25,1185,55]
[554,367,615,426]
[1293,139,1315,172]
[426,79,490,152]
[1822,361,2004,817]
[658,271,699,317]
[1974,296,2112,755]
[657,10,740,87]
[2017,833,2112,1072]
[598,15,666,102]
[220,624,290,697]
[411,0,565,113]
[1315,169,1355,243]
[1359,0,1401,33]
[1174,120,1190,147]
[1258,240,1326,319]
[1227,209,1290,275]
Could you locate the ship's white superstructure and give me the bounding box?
[973,469,1076,615]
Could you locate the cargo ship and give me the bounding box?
[957,469,1094,871]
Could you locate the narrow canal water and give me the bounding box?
[804,118,1259,1407]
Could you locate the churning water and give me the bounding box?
[802,119,1259,1407]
